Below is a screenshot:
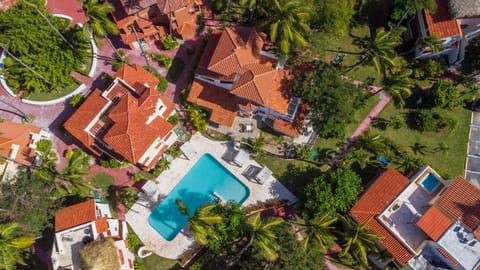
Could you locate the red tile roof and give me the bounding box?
[423,0,462,39]
[95,217,110,234]
[417,206,453,241]
[55,200,97,232]
[65,64,175,169]
[435,176,480,236]
[191,26,298,128]
[273,103,309,137]
[0,121,42,166]
[436,247,458,266]
[350,168,414,265]
[0,0,15,10]
[188,80,239,127]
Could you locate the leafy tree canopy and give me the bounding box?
[391,0,436,21]
[0,171,63,236]
[428,80,460,109]
[311,0,356,38]
[304,168,362,217]
[294,62,366,138]
[0,1,90,94]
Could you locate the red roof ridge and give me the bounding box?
[55,200,97,232]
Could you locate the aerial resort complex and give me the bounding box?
[0,0,480,269]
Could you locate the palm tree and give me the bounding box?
[166,146,181,159]
[365,27,405,75]
[344,149,376,169]
[410,142,429,155]
[81,0,119,46]
[434,142,449,156]
[55,149,93,195]
[418,35,443,55]
[393,153,423,174]
[383,69,414,108]
[295,143,311,160]
[392,0,436,32]
[260,0,312,56]
[352,132,385,154]
[240,0,267,20]
[176,200,223,245]
[0,222,35,269]
[251,137,265,156]
[157,158,171,172]
[315,148,337,164]
[228,214,283,263]
[293,214,337,252]
[339,216,381,266]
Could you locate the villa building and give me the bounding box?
[108,0,202,49]
[0,121,49,180]
[407,0,480,65]
[350,166,480,269]
[187,26,307,137]
[51,199,134,270]
[64,64,177,170]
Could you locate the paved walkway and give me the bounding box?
[465,111,480,187]
[329,90,391,167]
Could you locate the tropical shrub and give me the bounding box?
[69,93,85,107]
[157,76,168,92]
[126,232,142,252]
[427,80,459,109]
[0,3,90,95]
[161,36,179,50]
[167,114,179,126]
[422,59,446,78]
[150,53,173,68]
[99,157,122,168]
[410,109,441,132]
[117,187,138,208]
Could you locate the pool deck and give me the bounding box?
[125,134,298,259]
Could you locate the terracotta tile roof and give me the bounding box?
[0,0,15,10]
[64,89,107,157]
[65,64,175,169]
[188,80,239,126]
[118,0,157,15]
[350,168,414,265]
[157,0,194,14]
[177,20,197,39]
[193,26,296,126]
[0,121,42,166]
[55,200,97,232]
[436,247,458,266]
[95,217,110,234]
[417,206,453,241]
[273,102,308,137]
[423,0,462,39]
[435,176,480,235]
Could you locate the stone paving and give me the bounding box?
[126,133,298,259]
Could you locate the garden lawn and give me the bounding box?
[325,24,382,86]
[142,254,181,270]
[26,81,81,101]
[374,102,470,178]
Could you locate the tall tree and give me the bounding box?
[176,201,222,245]
[81,0,119,45]
[294,214,337,252]
[340,216,381,266]
[261,0,312,56]
[304,168,362,217]
[418,35,443,55]
[227,214,283,263]
[0,222,35,269]
[365,27,405,75]
[391,0,436,30]
[383,68,414,108]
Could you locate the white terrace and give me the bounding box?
[126,133,298,259]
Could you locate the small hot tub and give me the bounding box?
[420,173,441,193]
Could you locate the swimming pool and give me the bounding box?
[420,173,441,193]
[148,154,250,241]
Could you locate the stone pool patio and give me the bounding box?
[125,133,298,259]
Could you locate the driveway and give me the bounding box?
[465,112,480,187]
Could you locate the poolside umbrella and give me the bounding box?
[79,238,120,270]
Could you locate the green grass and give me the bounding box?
[167,57,185,82]
[373,102,470,178]
[26,80,81,101]
[91,173,115,191]
[325,24,382,86]
[142,254,182,270]
[77,50,93,76]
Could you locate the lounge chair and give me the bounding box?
[180,141,197,160]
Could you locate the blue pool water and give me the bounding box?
[420,173,441,193]
[148,154,250,241]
